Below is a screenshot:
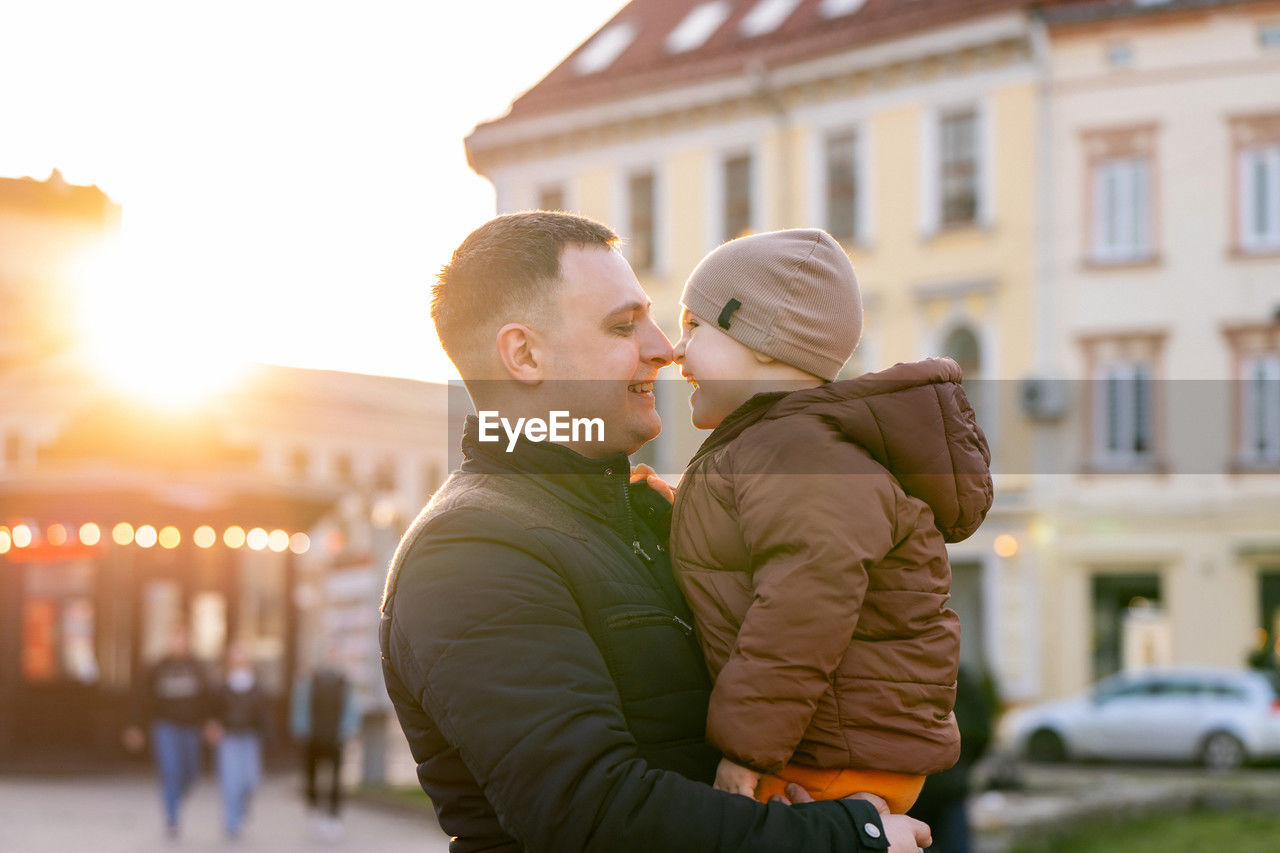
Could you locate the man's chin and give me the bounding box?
[623,412,662,456]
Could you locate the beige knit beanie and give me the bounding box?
[680,228,862,382]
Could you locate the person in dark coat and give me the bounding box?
[212,641,272,840]
[122,624,216,838]
[290,649,359,837]
[908,667,994,853]
[379,211,932,852]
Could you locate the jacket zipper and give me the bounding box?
[607,610,694,636]
[617,472,652,562]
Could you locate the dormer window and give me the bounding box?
[820,0,867,17]
[666,1,730,53]
[740,0,801,38]
[574,21,638,75]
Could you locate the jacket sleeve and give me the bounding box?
[711,438,900,773]
[386,508,888,853]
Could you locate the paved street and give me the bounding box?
[0,771,452,852]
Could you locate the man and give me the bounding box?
[380,212,932,852]
[122,624,215,839]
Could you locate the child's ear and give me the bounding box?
[751,351,776,365]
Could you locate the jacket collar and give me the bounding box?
[687,390,791,468]
[458,414,635,526]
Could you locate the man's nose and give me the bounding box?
[641,318,674,367]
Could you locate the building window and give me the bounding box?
[1096,361,1154,465]
[723,153,753,242]
[573,21,637,75]
[1260,23,1280,49]
[1232,115,1280,254]
[627,170,657,272]
[1241,354,1280,466]
[940,109,979,227]
[1224,324,1280,469]
[824,130,859,245]
[820,0,867,17]
[944,324,987,430]
[537,184,565,212]
[1082,332,1164,471]
[740,0,801,38]
[666,1,730,53]
[1093,158,1152,261]
[1084,125,1158,264]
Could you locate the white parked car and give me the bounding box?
[1005,667,1280,769]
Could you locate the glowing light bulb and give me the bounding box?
[80,523,101,546]
[159,526,181,549]
[135,525,158,548]
[194,526,217,548]
[289,532,311,555]
[224,526,246,549]
[112,523,135,546]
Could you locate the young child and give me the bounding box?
[668,228,993,813]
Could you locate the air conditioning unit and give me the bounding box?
[1020,377,1068,423]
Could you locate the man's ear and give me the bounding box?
[495,323,544,384]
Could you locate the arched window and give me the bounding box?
[943,325,982,379]
[943,324,987,432]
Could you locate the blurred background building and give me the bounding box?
[466,0,1280,705]
[0,171,450,780]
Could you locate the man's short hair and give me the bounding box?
[432,211,618,377]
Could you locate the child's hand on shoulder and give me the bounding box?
[630,463,674,502]
[714,757,761,798]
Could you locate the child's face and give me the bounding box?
[672,307,769,429]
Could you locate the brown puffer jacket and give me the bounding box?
[670,358,993,776]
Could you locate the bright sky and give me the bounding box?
[0,1,628,389]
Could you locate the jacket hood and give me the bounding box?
[764,358,992,542]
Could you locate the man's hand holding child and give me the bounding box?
[713,757,761,797]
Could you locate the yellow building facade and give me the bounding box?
[469,2,1047,700]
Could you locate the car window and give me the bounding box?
[1158,681,1201,697]
[1105,680,1157,700]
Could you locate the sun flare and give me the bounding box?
[69,239,249,408]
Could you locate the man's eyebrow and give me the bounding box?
[602,300,649,321]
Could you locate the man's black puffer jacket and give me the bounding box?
[380,416,889,853]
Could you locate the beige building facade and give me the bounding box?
[1038,0,1280,697]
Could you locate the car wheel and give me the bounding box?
[1200,731,1246,770]
[1027,728,1067,763]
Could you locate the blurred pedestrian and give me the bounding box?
[291,648,359,840]
[908,666,994,853]
[212,641,272,840]
[122,624,216,839]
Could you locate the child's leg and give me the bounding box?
[755,765,926,814]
